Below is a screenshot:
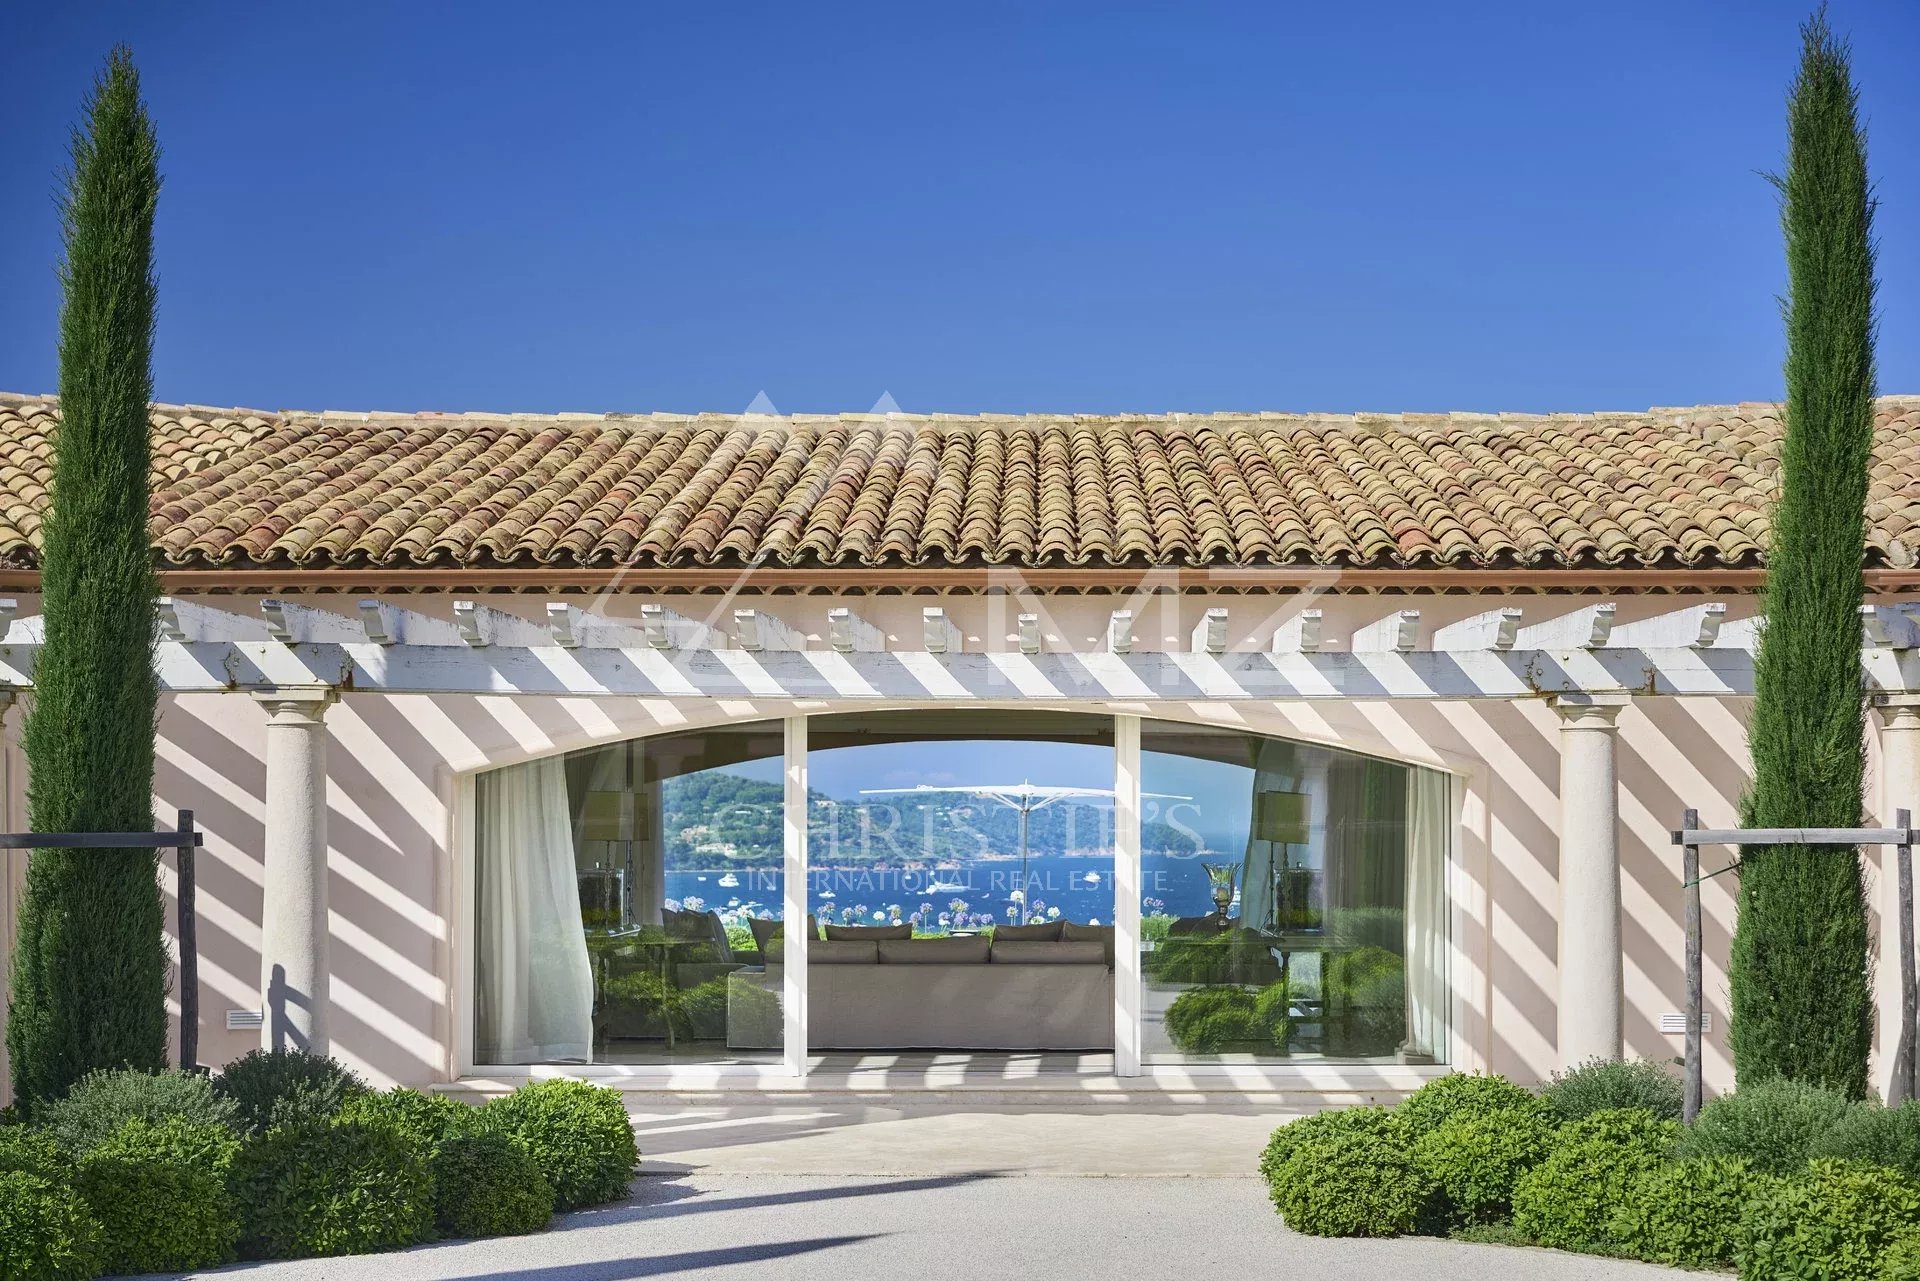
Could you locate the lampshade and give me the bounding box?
[1253,790,1310,844]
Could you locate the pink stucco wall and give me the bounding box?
[0,588,1909,1099]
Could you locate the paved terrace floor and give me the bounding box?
[205,1172,1689,1280]
[178,1107,1689,1279]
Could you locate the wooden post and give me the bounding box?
[1682,807,1703,1124]
[1896,808,1916,1106]
[177,808,198,1072]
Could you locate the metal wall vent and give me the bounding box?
[225,1009,264,1031]
[1659,1011,1712,1035]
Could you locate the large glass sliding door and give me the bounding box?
[472,720,786,1065]
[470,709,1450,1072]
[1135,720,1451,1065]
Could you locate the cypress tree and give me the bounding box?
[1730,9,1878,1098]
[7,47,167,1107]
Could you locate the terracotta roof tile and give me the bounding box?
[1,393,1918,572]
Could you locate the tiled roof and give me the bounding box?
[2,393,1917,572]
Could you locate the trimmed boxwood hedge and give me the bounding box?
[214,1048,367,1136]
[1410,1105,1556,1226]
[478,1079,638,1211]
[1511,1108,1679,1254]
[0,1170,101,1281]
[432,1131,555,1238]
[1396,1072,1546,1137]
[1266,1129,1433,1237]
[228,1118,434,1259]
[1611,1155,1775,1269]
[73,1143,238,1275]
[1738,1159,1920,1280]
[337,1087,477,1155]
[1259,1105,1403,1187]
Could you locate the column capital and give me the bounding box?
[1875,694,1920,731]
[252,687,338,724]
[1551,692,1631,728]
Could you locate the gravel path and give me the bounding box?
[175,1173,1691,1280]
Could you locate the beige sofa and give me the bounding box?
[727,930,1114,1051]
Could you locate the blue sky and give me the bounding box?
[2,2,1914,415]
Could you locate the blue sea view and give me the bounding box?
[667,852,1224,930]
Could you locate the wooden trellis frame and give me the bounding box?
[0,809,204,1071]
[1672,809,1917,1122]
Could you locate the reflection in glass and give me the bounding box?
[1140,723,1450,1064]
[474,721,786,1065]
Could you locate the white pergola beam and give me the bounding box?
[1612,602,1726,649]
[455,601,551,649]
[1517,603,1616,650]
[828,607,886,654]
[1433,607,1523,652]
[1192,608,1228,654]
[357,600,466,647]
[1108,610,1135,655]
[1353,609,1420,652]
[1017,613,1043,655]
[1271,608,1323,653]
[545,603,654,649]
[1866,605,1920,649]
[261,599,367,644]
[154,597,273,643]
[641,603,726,651]
[922,607,963,654]
[733,609,806,653]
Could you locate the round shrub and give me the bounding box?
[338,1087,477,1155]
[1815,1100,1920,1181]
[1512,1108,1679,1253]
[228,1118,433,1259]
[36,1067,237,1154]
[1165,986,1265,1053]
[74,1143,238,1275]
[1541,1056,1684,1123]
[214,1049,366,1136]
[1881,1232,1920,1280]
[1739,1159,1920,1280]
[432,1131,554,1238]
[0,1171,101,1281]
[1410,1105,1556,1226]
[1252,981,1295,1051]
[1396,1072,1543,1137]
[1266,1130,1433,1237]
[1258,1105,1402,1186]
[479,1079,638,1211]
[1675,1076,1857,1174]
[0,1127,71,1180]
[1611,1155,1776,1269]
[92,1114,240,1177]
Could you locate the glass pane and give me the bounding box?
[1139,721,1449,1065]
[800,710,1115,1056]
[473,720,786,1065]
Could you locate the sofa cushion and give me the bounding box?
[766,937,877,965]
[748,915,819,954]
[991,940,1107,965]
[824,923,911,941]
[1062,921,1116,967]
[878,936,991,965]
[811,939,880,965]
[993,921,1064,942]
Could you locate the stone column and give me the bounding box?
[1553,693,1630,1067]
[254,688,337,1055]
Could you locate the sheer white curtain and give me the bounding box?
[1402,767,1452,1062]
[475,756,595,1063]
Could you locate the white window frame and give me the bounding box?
[453,706,1467,1091]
